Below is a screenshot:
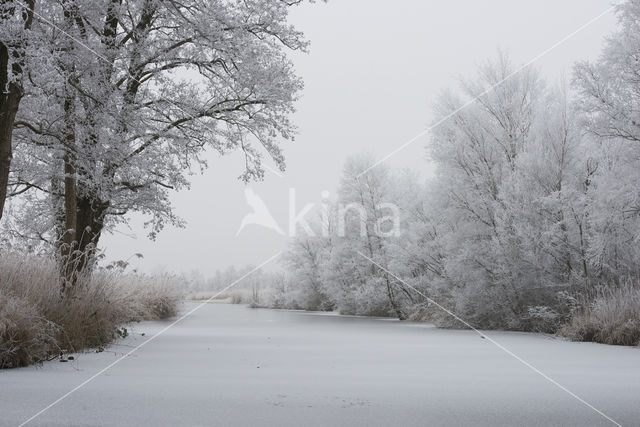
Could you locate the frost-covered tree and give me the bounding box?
[427,55,544,327]
[418,54,603,330]
[280,154,416,318]
[574,1,640,146]
[6,0,312,282]
[573,0,640,283]
[328,154,408,317]
[282,233,334,311]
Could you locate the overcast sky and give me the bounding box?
[101,0,617,277]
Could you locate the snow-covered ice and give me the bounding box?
[1,302,639,426]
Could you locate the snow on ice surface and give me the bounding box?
[1,303,639,427]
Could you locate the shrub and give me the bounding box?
[0,291,58,368]
[560,282,640,346]
[187,290,245,304]
[120,273,182,320]
[0,252,182,368]
[230,292,244,304]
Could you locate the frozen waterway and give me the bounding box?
[1,302,639,426]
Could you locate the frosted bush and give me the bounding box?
[560,283,640,346]
[0,291,58,368]
[0,252,182,368]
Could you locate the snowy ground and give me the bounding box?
[1,303,639,427]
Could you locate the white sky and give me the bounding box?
[101,0,617,277]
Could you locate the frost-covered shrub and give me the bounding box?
[47,272,181,351]
[0,291,58,368]
[230,292,244,305]
[0,252,182,368]
[123,274,182,320]
[524,306,562,333]
[560,283,640,346]
[349,277,396,317]
[405,282,463,327]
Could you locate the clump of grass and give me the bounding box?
[560,282,640,346]
[0,253,182,368]
[0,290,59,369]
[188,290,244,304]
[230,292,244,304]
[127,274,182,319]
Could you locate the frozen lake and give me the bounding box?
[1,302,639,426]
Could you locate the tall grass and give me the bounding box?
[0,253,182,368]
[559,282,640,346]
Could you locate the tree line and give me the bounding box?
[278,2,640,332]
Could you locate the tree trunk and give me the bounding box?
[0,90,20,222]
[74,194,107,275]
[0,45,21,222]
[59,80,78,291]
[384,273,406,320]
[59,190,108,291]
[0,0,34,222]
